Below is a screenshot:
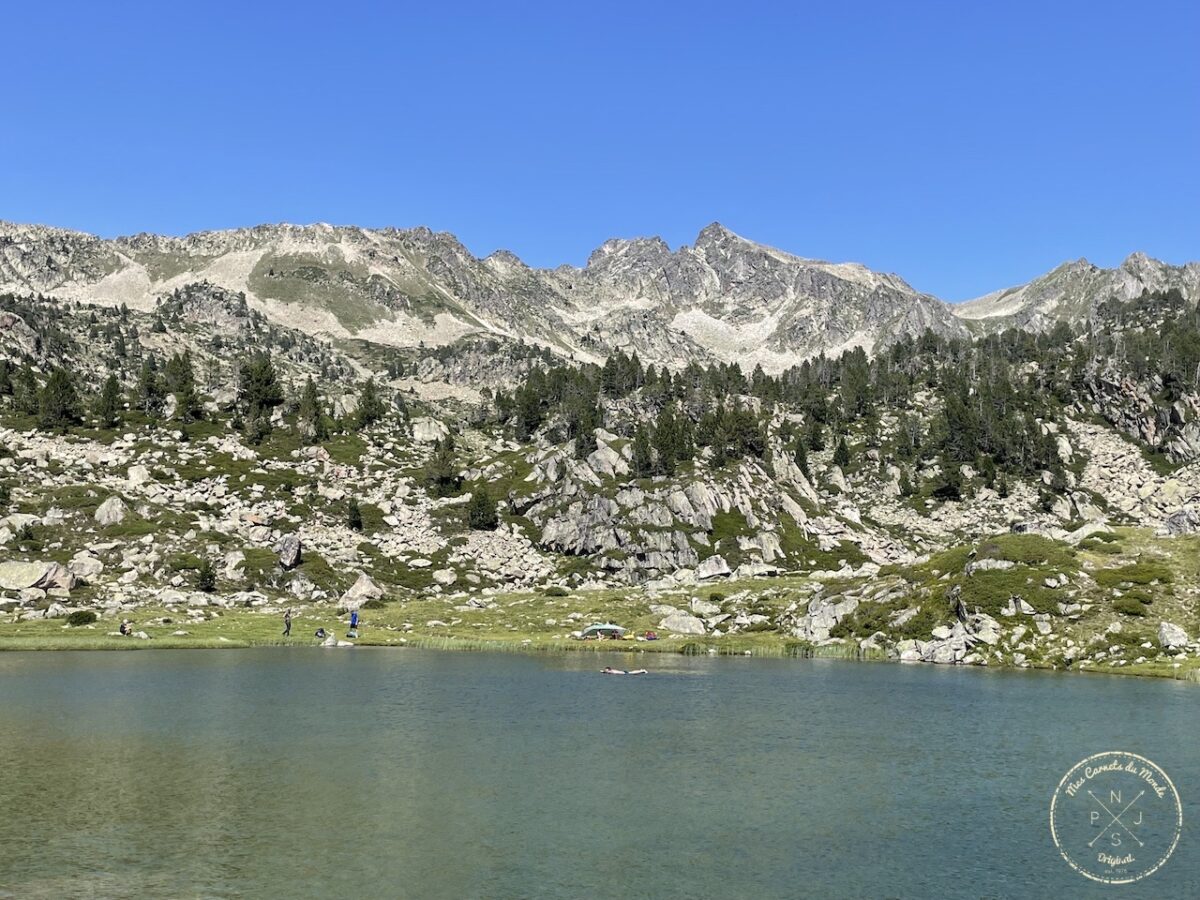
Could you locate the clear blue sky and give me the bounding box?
[4,1,1197,300]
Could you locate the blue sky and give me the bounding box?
[3,1,1197,300]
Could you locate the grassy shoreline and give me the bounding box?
[3,616,1197,682]
[4,535,1198,683]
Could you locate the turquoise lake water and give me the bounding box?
[0,649,1196,898]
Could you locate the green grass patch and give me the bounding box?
[710,510,750,545]
[978,533,1075,569]
[957,569,1061,616]
[1095,561,1174,588]
[167,553,205,572]
[1112,598,1147,617]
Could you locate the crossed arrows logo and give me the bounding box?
[1087,790,1145,848]
[1051,752,1182,884]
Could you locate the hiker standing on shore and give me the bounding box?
[282,609,292,637]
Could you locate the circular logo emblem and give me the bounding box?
[1050,751,1182,884]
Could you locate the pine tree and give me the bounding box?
[833,437,851,468]
[467,486,499,531]
[805,419,826,451]
[38,368,80,431]
[979,454,997,489]
[423,438,462,497]
[794,441,809,478]
[165,351,200,421]
[238,353,283,440]
[652,407,678,476]
[356,377,386,429]
[13,366,40,415]
[933,455,963,501]
[244,415,272,445]
[564,387,600,460]
[515,380,543,441]
[237,353,283,419]
[631,425,653,478]
[95,374,122,426]
[137,357,163,418]
[297,376,328,442]
[196,558,216,593]
[675,415,695,462]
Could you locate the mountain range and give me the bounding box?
[2,220,1197,370]
[2,217,1200,672]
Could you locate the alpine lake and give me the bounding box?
[1,648,1197,899]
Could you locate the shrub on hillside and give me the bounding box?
[1095,562,1173,587]
[196,559,216,592]
[1113,597,1148,617]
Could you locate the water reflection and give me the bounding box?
[0,650,1196,899]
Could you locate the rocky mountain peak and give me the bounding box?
[1119,250,1161,277]
[4,217,1197,376]
[693,221,741,250]
[484,249,527,268]
[584,236,672,269]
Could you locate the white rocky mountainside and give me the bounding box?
[0,220,969,373]
[955,252,1200,331]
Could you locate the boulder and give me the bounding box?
[94,496,128,526]
[275,534,302,570]
[432,568,458,586]
[1159,480,1184,505]
[690,597,721,616]
[339,573,382,611]
[0,560,75,592]
[411,417,449,443]
[695,555,731,580]
[970,614,1002,646]
[734,561,780,579]
[288,572,316,599]
[223,551,246,579]
[827,466,849,493]
[964,558,1014,575]
[659,611,706,635]
[1,513,39,533]
[586,444,628,478]
[1064,522,1113,545]
[68,552,104,580]
[787,595,860,643]
[1158,621,1190,650]
[1164,507,1200,536]
[0,561,55,591]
